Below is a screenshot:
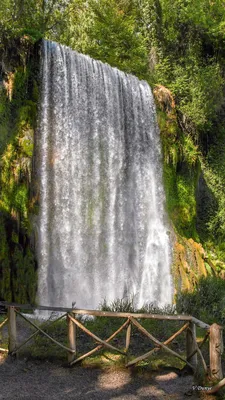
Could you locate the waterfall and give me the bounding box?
[36,40,173,309]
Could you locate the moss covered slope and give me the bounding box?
[0,38,39,303]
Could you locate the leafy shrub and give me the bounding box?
[176,276,225,325]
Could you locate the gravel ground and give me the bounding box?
[0,353,213,400]
[0,316,216,400]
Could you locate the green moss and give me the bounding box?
[32,80,39,103]
[0,43,39,303]
[157,110,167,131]
[12,247,37,304]
[159,98,225,290]
[0,217,12,301]
[163,161,198,238]
[182,135,200,166]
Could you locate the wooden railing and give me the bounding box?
[0,301,223,392]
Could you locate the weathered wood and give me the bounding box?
[186,323,198,370]
[70,319,130,366]
[0,302,211,329]
[0,317,8,330]
[0,347,8,353]
[196,344,208,374]
[191,317,210,330]
[0,301,216,375]
[187,324,208,374]
[187,331,209,361]
[205,377,225,394]
[127,322,189,367]
[67,309,193,321]
[67,313,76,363]
[8,307,17,354]
[16,311,75,354]
[68,314,126,355]
[209,323,223,381]
[125,323,131,352]
[0,302,194,320]
[0,301,211,328]
[129,317,193,369]
[12,313,67,355]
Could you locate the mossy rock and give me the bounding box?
[173,236,212,293]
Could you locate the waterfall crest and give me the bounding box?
[37,40,173,309]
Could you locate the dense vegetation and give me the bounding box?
[0,41,38,303]
[1,0,225,303]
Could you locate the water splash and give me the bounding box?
[36,40,173,309]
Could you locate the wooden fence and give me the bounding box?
[0,301,224,392]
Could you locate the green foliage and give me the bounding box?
[0,53,37,303]
[182,135,199,166]
[1,0,225,302]
[0,216,12,301]
[100,298,135,313]
[85,0,149,78]
[149,1,225,262]
[0,90,10,151]
[150,1,225,136]
[171,64,224,132]
[163,160,198,238]
[200,127,225,245]
[0,0,73,39]
[12,247,37,303]
[29,317,68,361]
[176,276,225,325]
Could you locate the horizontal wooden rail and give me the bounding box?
[191,317,210,330]
[0,301,210,329]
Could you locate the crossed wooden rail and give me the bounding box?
[0,301,223,394]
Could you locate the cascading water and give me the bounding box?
[36,40,173,309]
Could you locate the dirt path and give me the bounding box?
[0,315,217,399]
[0,353,213,400]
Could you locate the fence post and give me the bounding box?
[209,323,223,381]
[67,312,76,364]
[125,322,131,352]
[186,322,197,371]
[8,306,17,355]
